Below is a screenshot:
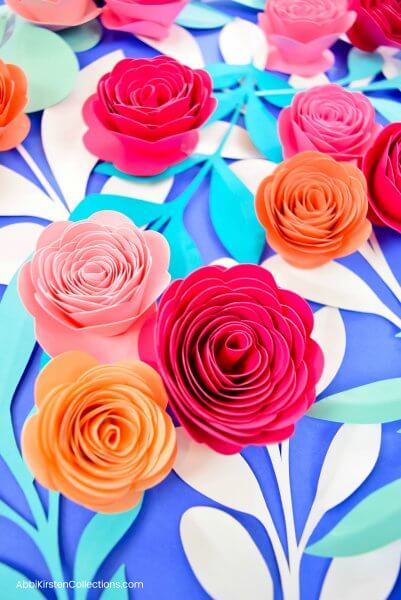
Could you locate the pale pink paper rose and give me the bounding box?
[6,0,102,28]
[258,0,356,76]
[18,211,171,363]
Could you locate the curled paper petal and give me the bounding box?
[5,0,101,28]
[0,59,30,151]
[348,0,401,51]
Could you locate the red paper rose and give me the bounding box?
[83,56,216,176]
[156,265,323,454]
[348,0,401,51]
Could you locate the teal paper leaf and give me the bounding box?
[307,478,401,557]
[370,97,400,123]
[308,378,401,423]
[345,48,384,83]
[206,63,248,89]
[161,215,203,279]
[210,88,246,123]
[252,66,293,108]
[245,94,283,162]
[176,2,231,29]
[58,18,103,53]
[70,194,167,227]
[231,0,265,9]
[100,565,129,600]
[95,154,207,182]
[0,563,45,599]
[209,157,265,263]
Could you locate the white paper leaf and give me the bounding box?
[101,175,174,204]
[313,307,346,396]
[181,507,273,600]
[383,57,401,85]
[138,25,204,68]
[263,254,401,330]
[197,121,262,159]
[210,257,239,268]
[42,50,124,212]
[229,159,276,194]
[289,73,330,88]
[0,165,68,221]
[219,19,268,69]
[377,46,400,59]
[0,222,44,284]
[320,540,401,600]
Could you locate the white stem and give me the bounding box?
[17,144,64,208]
[259,503,290,593]
[359,233,401,302]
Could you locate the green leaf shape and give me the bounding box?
[100,565,129,600]
[307,478,401,557]
[206,63,248,89]
[161,215,203,279]
[95,154,207,182]
[209,157,265,263]
[74,497,143,600]
[176,2,231,29]
[0,563,45,599]
[0,19,79,113]
[70,194,167,227]
[58,18,103,53]
[231,0,265,9]
[345,48,384,83]
[252,66,293,108]
[370,97,400,123]
[210,88,246,123]
[308,378,401,423]
[245,94,283,162]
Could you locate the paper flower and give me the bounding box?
[83,56,216,176]
[363,123,401,233]
[156,264,324,454]
[255,151,371,268]
[0,60,30,151]
[258,0,356,76]
[18,211,170,362]
[101,0,188,40]
[6,0,102,27]
[348,0,401,51]
[22,352,177,513]
[278,84,381,165]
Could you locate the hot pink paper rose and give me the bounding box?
[101,0,188,40]
[348,0,401,51]
[6,0,102,27]
[18,211,170,363]
[258,0,356,76]
[156,265,324,454]
[278,84,381,164]
[83,56,216,176]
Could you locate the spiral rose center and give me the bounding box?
[270,0,347,20]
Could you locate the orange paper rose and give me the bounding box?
[22,352,177,513]
[255,151,371,268]
[0,59,30,151]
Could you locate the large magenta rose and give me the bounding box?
[156,265,324,454]
[83,56,216,176]
[348,0,401,51]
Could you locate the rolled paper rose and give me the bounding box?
[22,352,177,513]
[0,60,30,151]
[348,0,401,51]
[156,264,324,454]
[278,84,381,165]
[18,210,170,362]
[258,0,356,76]
[255,151,372,268]
[6,0,102,27]
[83,56,216,176]
[101,0,189,40]
[363,122,401,233]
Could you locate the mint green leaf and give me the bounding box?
[100,565,129,600]
[345,48,384,84]
[58,19,103,53]
[370,97,401,123]
[176,2,231,29]
[231,0,265,9]
[245,94,282,162]
[0,563,45,599]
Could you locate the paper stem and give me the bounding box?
[259,505,290,592]
[359,232,401,303]
[17,144,65,209]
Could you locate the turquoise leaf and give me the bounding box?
[252,66,293,108]
[0,563,45,599]
[70,194,167,227]
[231,0,265,9]
[343,48,384,84]
[370,97,401,123]
[161,215,203,279]
[206,63,248,89]
[95,154,207,182]
[100,565,130,600]
[209,88,246,123]
[176,2,231,29]
[245,94,283,162]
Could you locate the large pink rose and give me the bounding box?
[6,0,101,27]
[278,84,381,164]
[19,211,170,362]
[348,0,401,51]
[156,265,324,454]
[83,56,216,176]
[258,0,356,76]
[101,0,188,40]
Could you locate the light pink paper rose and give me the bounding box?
[18,211,170,363]
[101,0,188,40]
[258,0,356,76]
[6,0,102,27]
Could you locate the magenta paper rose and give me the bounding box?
[18,211,170,363]
[83,56,216,176]
[6,0,101,27]
[101,0,188,40]
[258,0,356,76]
[348,0,401,51]
[278,84,381,164]
[156,265,324,454]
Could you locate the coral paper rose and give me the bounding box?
[279,84,381,165]
[363,122,401,233]
[258,0,356,76]
[156,264,323,454]
[255,151,371,268]
[102,0,188,40]
[6,0,101,27]
[18,211,170,362]
[22,352,177,513]
[348,0,401,51]
[83,56,216,176]
[0,60,30,151]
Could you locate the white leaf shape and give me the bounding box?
[229,159,276,194]
[320,540,401,600]
[138,25,204,68]
[210,257,239,268]
[0,165,68,221]
[263,254,401,330]
[289,73,330,88]
[377,46,400,59]
[181,507,273,600]
[312,307,346,396]
[101,175,174,204]
[197,121,262,159]
[383,57,401,86]
[219,18,268,69]
[42,50,124,212]
[0,223,44,284]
